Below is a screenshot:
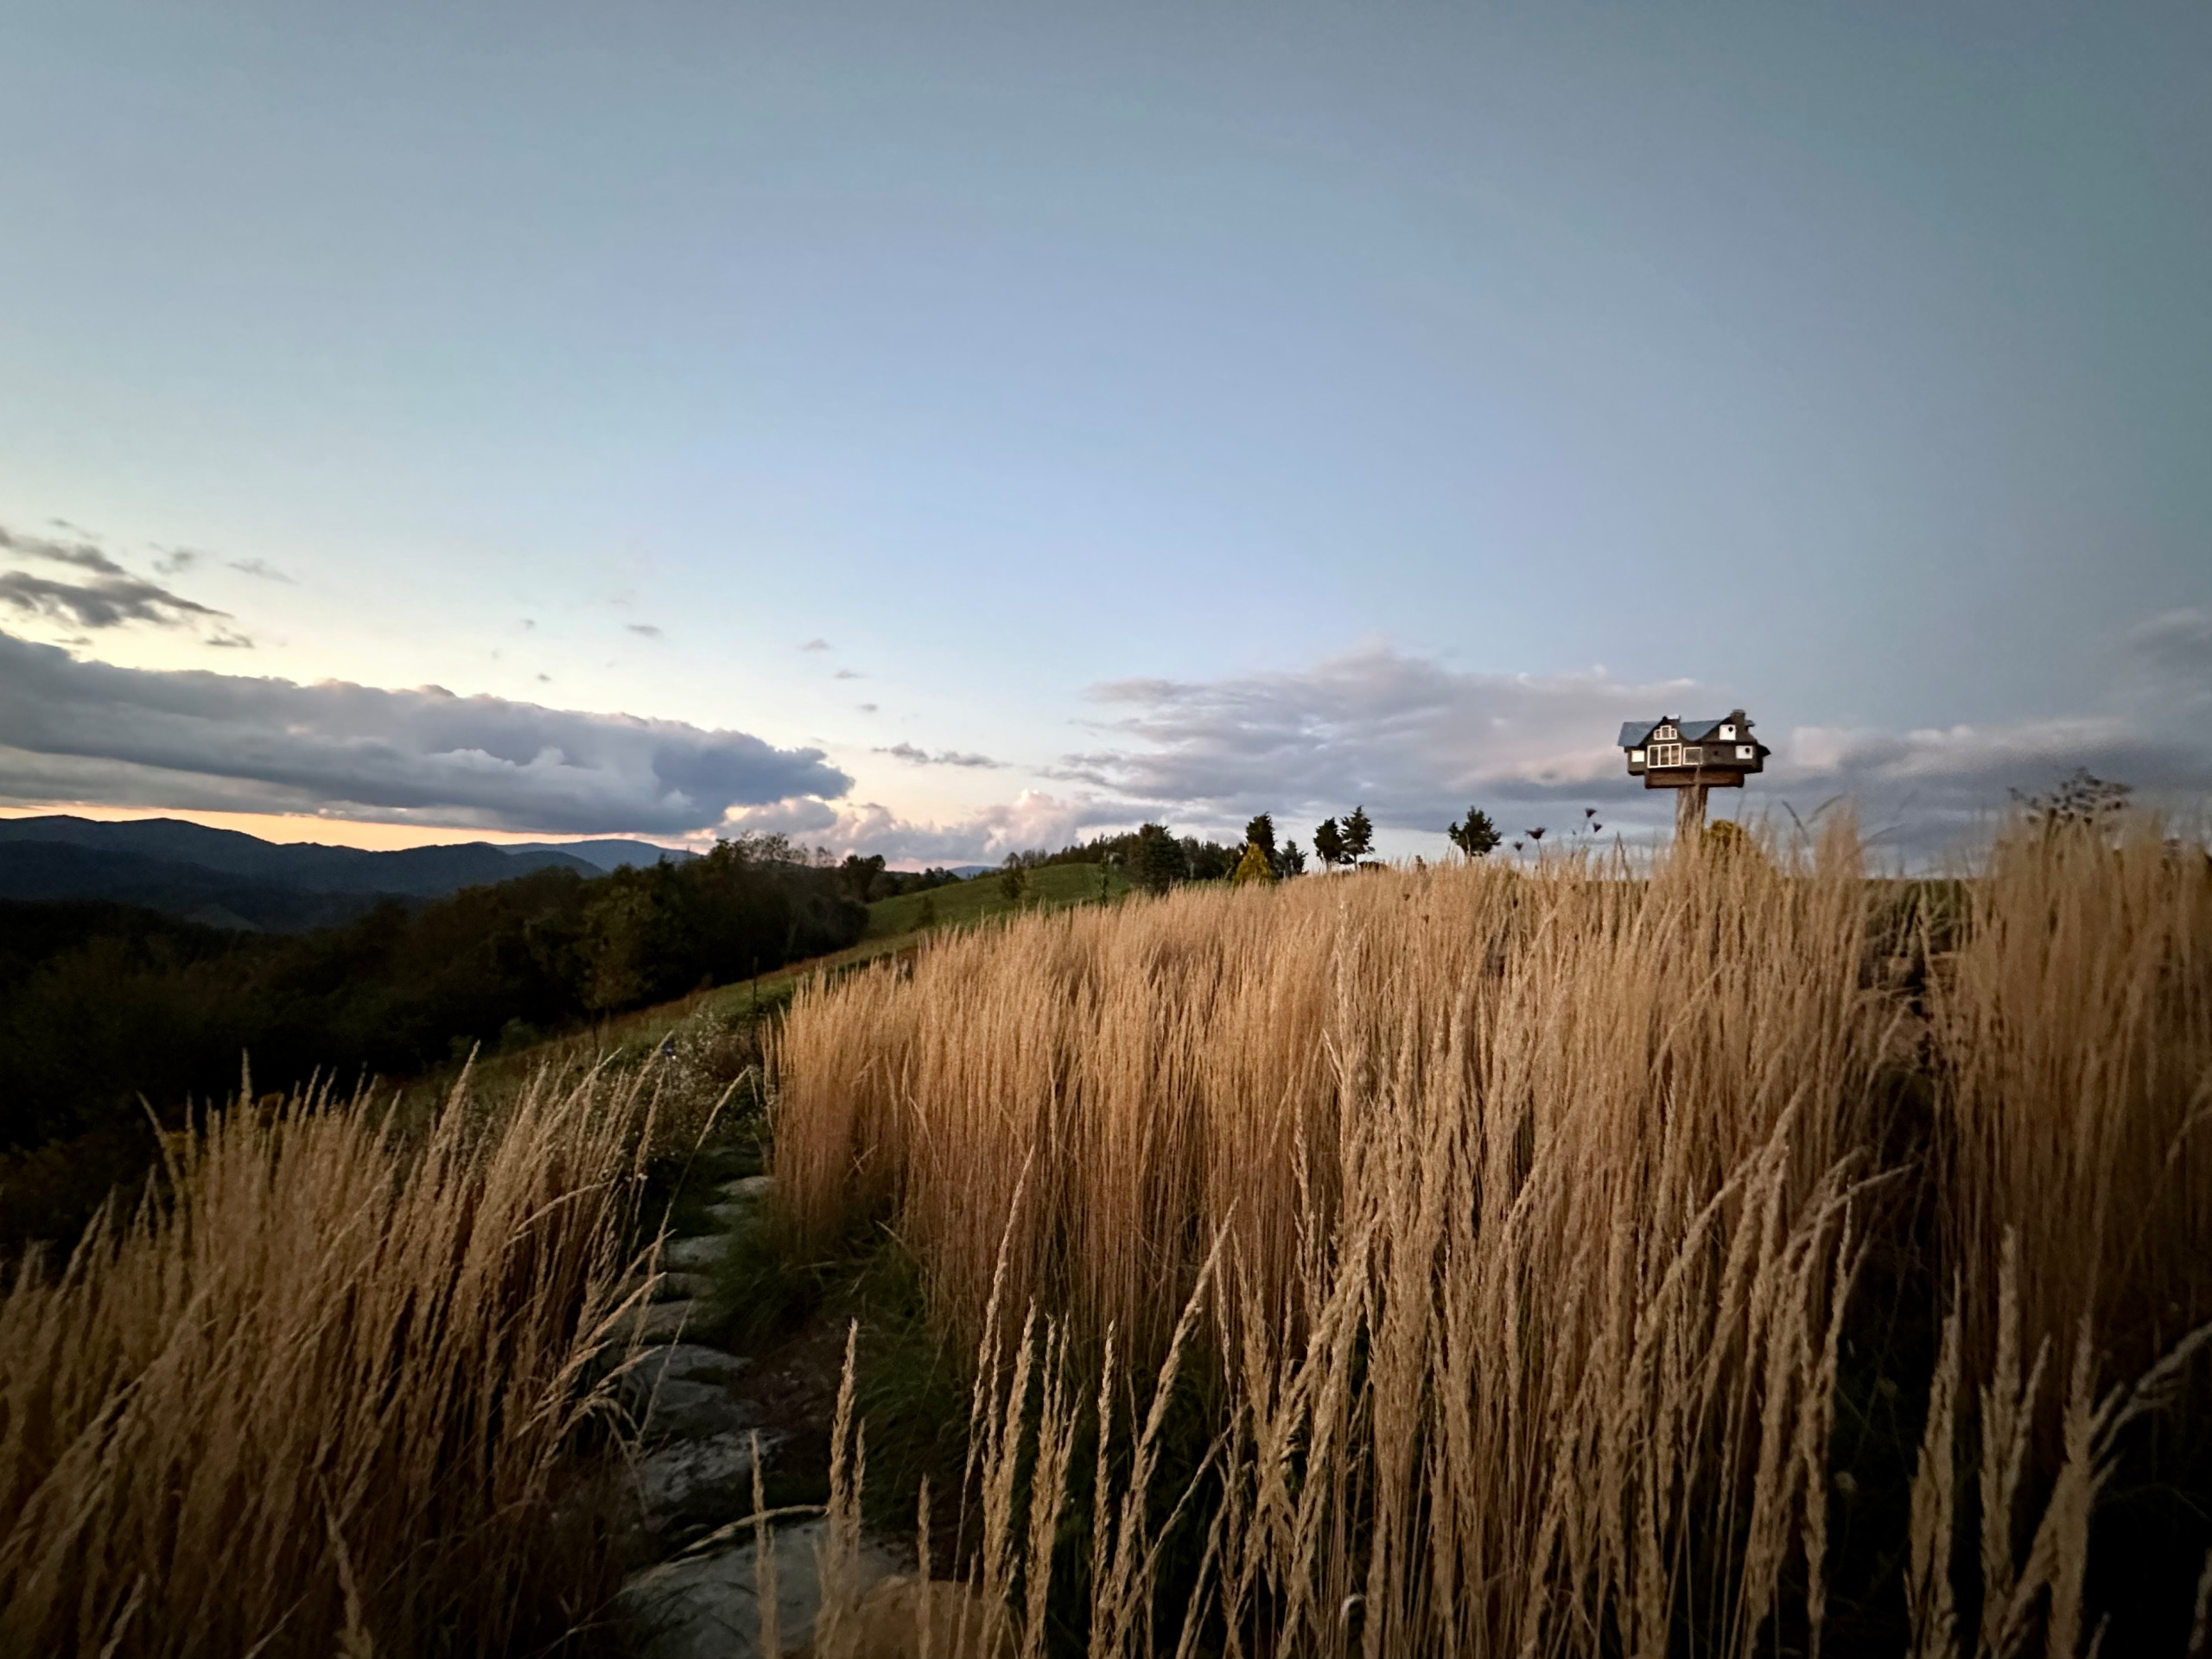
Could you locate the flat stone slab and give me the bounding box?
[664,1234,732,1271]
[633,1300,702,1344]
[631,1343,750,1389]
[620,1271,719,1305]
[620,1517,898,1659]
[636,1377,756,1443]
[718,1174,776,1203]
[633,1429,781,1539]
[703,1202,753,1229]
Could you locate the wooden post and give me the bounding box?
[1675,782,1709,842]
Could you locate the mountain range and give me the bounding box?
[0,817,690,931]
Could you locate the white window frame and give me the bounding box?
[1651,742,1684,768]
[1736,744,1755,760]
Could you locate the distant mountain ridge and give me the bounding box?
[495,840,697,873]
[0,817,609,931]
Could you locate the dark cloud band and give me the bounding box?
[0,631,852,835]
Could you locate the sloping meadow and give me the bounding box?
[774,820,2212,1657]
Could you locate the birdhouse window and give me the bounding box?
[1651,742,1684,768]
[1719,724,1737,740]
[1736,744,1755,760]
[1656,726,1677,741]
[1629,748,1645,764]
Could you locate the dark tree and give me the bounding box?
[1446,807,1502,859]
[1279,838,1307,877]
[1131,823,1185,895]
[840,852,887,902]
[1244,813,1278,864]
[998,855,1029,904]
[1342,805,1375,863]
[1183,836,1237,881]
[1313,817,1345,869]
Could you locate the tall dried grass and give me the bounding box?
[776,819,2212,1656]
[0,1067,673,1658]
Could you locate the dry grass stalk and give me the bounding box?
[778,818,2212,1655]
[0,1067,659,1657]
[1934,819,2212,1390]
[778,825,1889,1654]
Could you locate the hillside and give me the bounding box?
[864,861,1130,936]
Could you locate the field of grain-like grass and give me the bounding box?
[3,819,2202,1658]
[775,818,2212,1657]
[0,1066,698,1659]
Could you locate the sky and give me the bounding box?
[2,2,2208,864]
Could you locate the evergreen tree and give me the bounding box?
[1279,838,1307,876]
[1446,807,1502,859]
[1313,817,1345,868]
[1244,813,1277,866]
[1230,842,1276,885]
[1342,805,1375,863]
[1131,823,1184,894]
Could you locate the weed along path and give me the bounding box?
[616,1160,905,1658]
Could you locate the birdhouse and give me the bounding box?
[1618,710,1770,836]
[1618,710,1769,789]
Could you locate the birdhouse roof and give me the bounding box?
[1618,711,1754,749]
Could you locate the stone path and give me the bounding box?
[615,1173,901,1659]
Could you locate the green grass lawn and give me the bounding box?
[864,861,1129,937]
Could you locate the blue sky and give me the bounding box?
[3,3,2208,861]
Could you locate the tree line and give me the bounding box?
[0,836,865,1250]
[971,801,1517,899]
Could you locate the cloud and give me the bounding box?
[627,623,664,639]
[1057,643,1696,828]
[800,639,832,652]
[729,790,1119,864]
[857,702,879,713]
[834,668,862,680]
[2,518,247,645]
[0,630,854,835]
[153,549,201,575]
[227,556,293,583]
[0,524,128,577]
[876,742,1004,769]
[0,569,238,635]
[1046,632,2212,855]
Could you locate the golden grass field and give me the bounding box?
[2,816,2206,1657]
[775,818,2212,1658]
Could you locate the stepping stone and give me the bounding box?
[619,1516,899,1659]
[718,1174,777,1203]
[620,1271,718,1305]
[664,1235,732,1271]
[632,1429,780,1540]
[631,1343,750,1389]
[633,1300,702,1344]
[615,1343,754,1439]
[628,1377,756,1443]
[703,1203,752,1230]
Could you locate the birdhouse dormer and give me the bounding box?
[1620,709,1769,788]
